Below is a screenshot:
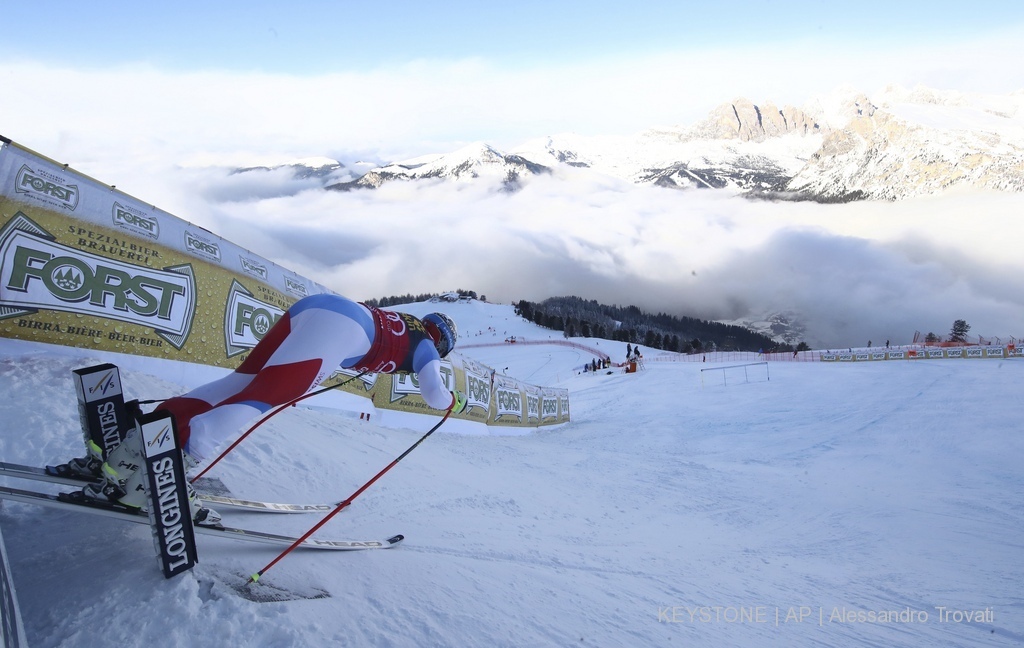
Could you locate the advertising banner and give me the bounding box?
[0,140,327,367]
[72,363,130,460]
[813,348,1014,364]
[137,410,198,579]
[540,387,561,422]
[524,384,542,424]
[457,355,494,424]
[490,374,526,426]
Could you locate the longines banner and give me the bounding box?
[0,138,569,427]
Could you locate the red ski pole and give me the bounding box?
[190,371,369,483]
[248,407,453,584]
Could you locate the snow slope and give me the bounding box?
[0,301,1021,647]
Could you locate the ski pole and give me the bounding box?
[248,406,453,584]
[190,371,369,483]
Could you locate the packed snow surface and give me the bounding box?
[0,300,1020,647]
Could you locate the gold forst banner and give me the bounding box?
[820,347,1020,362]
[0,139,325,366]
[322,355,570,426]
[0,138,569,427]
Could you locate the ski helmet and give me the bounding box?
[423,312,457,358]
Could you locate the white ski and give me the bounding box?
[0,484,402,551]
[0,461,334,513]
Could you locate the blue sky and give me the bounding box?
[5,0,1024,74]
[2,1,1023,167]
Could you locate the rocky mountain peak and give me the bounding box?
[686,99,823,142]
[787,86,1024,200]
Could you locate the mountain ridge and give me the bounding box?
[309,84,1023,201]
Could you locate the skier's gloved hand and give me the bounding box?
[451,390,468,414]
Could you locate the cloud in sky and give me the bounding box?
[184,168,1024,348]
[4,21,1024,175]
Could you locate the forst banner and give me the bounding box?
[0,138,328,367]
[323,357,570,426]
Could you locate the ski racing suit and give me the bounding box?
[156,293,455,463]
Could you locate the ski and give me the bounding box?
[0,485,403,551]
[1,460,96,488]
[199,494,334,514]
[0,461,335,514]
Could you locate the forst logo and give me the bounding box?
[50,263,83,291]
[467,374,490,405]
[285,276,308,297]
[184,231,221,262]
[0,219,196,345]
[239,256,268,280]
[15,164,79,210]
[497,390,521,411]
[223,282,285,356]
[113,203,159,239]
[542,397,558,416]
[233,301,279,339]
[7,245,185,319]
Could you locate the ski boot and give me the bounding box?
[48,454,104,480]
[47,436,106,480]
[82,428,221,527]
[187,480,222,527]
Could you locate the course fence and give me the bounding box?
[645,344,1022,364]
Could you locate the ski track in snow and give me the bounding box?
[0,302,1022,647]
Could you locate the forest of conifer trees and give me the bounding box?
[515,296,788,353]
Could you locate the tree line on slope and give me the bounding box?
[363,289,484,308]
[516,296,794,354]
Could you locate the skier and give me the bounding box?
[70,293,464,526]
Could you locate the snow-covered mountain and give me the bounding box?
[720,310,810,348]
[194,156,353,203]
[325,85,1024,201]
[329,142,552,192]
[787,86,1024,200]
[233,156,346,180]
